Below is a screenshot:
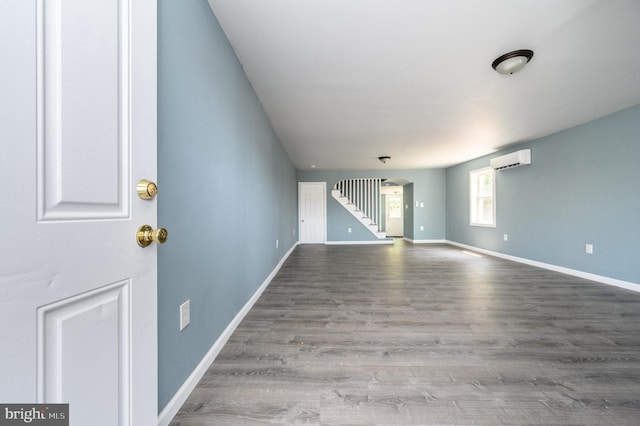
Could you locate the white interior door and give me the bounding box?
[385,193,404,237]
[0,1,157,425]
[299,182,326,244]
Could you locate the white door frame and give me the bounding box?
[385,193,404,237]
[298,182,326,244]
[381,185,404,237]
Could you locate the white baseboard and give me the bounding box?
[327,238,445,245]
[404,238,446,244]
[157,242,299,426]
[445,240,640,293]
[325,239,393,245]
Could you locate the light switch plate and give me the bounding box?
[180,300,190,331]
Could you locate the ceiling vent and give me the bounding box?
[490,149,531,171]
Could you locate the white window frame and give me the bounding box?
[469,167,496,227]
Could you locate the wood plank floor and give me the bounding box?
[170,241,640,425]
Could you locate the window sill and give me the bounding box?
[470,222,496,228]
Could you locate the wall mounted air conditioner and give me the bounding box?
[490,149,531,171]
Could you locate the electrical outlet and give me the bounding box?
[420,225,424,231]
[415,201,419,208]
[405,204,408,209]
[276,239,279,248]
[585,243,593,254]
[180,300,190,331]
[503,234,508,241]
[348,227,352,233]
[420,202,424,208]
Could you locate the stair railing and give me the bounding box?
[334,178,382,231]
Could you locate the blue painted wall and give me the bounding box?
[446,104,640,284]
[297,169,445,241]
[403,183,415,240]
[157,0,297,411]
[156,0,639,412]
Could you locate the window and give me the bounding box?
[470,167,496,227]
[388,196,402,219]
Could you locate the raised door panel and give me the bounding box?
[38,281,130,425]
[38,0,130,221]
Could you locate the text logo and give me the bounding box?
[0,404,68,426]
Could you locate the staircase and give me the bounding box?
[332,178,386,239]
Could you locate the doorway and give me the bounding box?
[298,182,326,243]
[382,186,404,237]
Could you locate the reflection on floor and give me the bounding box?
[171,242,640,425]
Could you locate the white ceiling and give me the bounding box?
[207,0,640,170]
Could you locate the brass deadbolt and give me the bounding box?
[137,225,168,247]
[137,179,158,200]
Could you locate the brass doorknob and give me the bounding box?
[137,179,158,200]
[137,225,168,247]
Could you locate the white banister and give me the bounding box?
[333,178,384,232]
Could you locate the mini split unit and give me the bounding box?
[490,149,531,171]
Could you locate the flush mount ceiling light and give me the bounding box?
[378,156,391,163]
[492,49,534,75]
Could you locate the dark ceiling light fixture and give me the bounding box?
[378,156,391,164]
[492,49,534,75]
